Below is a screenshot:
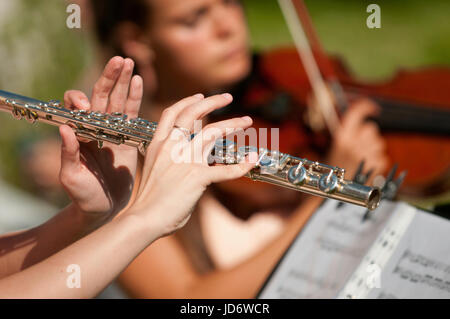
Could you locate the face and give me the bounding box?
[145,0,251,97]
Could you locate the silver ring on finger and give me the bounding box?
[173,125,193,141]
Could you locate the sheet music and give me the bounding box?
[259,200,395,298]
[364,210,450,299]
[337,202,417,298]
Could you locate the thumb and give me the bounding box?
[59,125,80,174]
[208,152,258,184]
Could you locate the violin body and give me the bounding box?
[260,48,450,197]
[210,48,450,218]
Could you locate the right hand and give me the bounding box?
[327,98,389,179]
[59,56,143,223]
[126,93,258,238]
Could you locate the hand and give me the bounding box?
[59,56,143,222]
[327,98,389,179]
[126,93,258,238]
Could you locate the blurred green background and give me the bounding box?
[0,0,449,205]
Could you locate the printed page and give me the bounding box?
[259,200,396,298]
[364,210,450,299]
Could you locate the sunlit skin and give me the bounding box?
[151,0,250,94]
[107,0,389,299]
[120,0,251,109]
[21,0,389,299]
[116,0,387,175]
[0,58,256,297]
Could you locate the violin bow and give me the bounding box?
[277,0,347,133]
[291,0,349,113]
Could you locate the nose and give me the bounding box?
[212,5,237,39]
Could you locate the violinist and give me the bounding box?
[83,0,390,299]
[78,0,387,298]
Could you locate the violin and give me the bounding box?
[209,0,450,218]
[259,48,450,197]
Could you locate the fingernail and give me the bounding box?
[80,99,90,109]
[222,93,233,100]
[112,56,124,67]
[125,58,134,66]
[241,116,252,123]
[194,93,204,99]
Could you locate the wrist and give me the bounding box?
[67,203,108,234]
[115,208,162,245]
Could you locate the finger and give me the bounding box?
[174,93,234,131]
[152,94,204,142]
[365,156,389,179]
[341,99,380,132]
[358,124,381,143]
[363,122,380,136]
[125,75,143,118]
[91,56,124,112]
[207,152,258,184]
[107,58,135,113]
[59,125,80,179]
[191,116,253,158]
[64,90,90,111]
[361,145,388,168]
[139,94,205,190]
[365,159,388,185]
[359,147,385,163]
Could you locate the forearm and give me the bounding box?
[186,197,323,299]
[122,197,323,299]
[0,212,157,298]
[0,204,104,278]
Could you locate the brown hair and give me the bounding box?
[90,0,150,56]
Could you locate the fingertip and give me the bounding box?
[372,103,381,115]
[66,91,90,110]
[58,125,65,141]
[124,57,134,66]
[111,55,124,64]
[132,74,143,88]
[123,58,135,74]
[126,76,144,117]
[109,56,125,71]
[362,98,380,113]
[78,97,91,110]
[241,116,253,125]
[59,124,71,137]
[59,125,77,150]
[222,93,233,102]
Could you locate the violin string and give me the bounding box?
[376,101,450,134]
[346,88,450,134]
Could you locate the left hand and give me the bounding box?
[59,56,143,222]
[126,93,258,238]
[327,98,389,179]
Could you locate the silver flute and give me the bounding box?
[0,90,381,210]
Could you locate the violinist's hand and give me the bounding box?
[59,56,143,225]
[126,94,257,238]
[327,99,389,180]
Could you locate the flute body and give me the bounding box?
[0,90,381,210]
